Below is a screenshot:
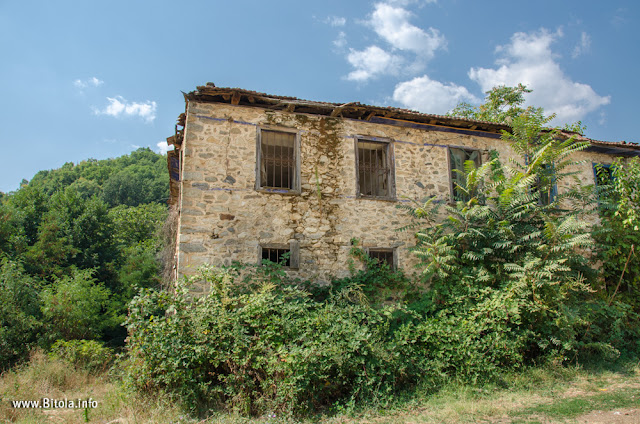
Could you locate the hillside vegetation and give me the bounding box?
[0,147,169,367]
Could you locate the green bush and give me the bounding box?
[49,339,114,372]
[40,268,111,342]
[125,266,422,415]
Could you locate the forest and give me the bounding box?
[0,147,170,365]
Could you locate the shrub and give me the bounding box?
[40,268,111,342]
[125,266,418,415]
[49,339,114,373]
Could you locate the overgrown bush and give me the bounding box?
[400,109,637,362]
[49,339,114,372]
[40,268,112,342]
[125,266,418,415]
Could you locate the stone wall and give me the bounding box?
[174,100,608,291]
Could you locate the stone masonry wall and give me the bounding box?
[175,101,609,292]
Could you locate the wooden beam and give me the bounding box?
[231,91,241,105]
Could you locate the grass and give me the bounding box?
[0,350,188,424]
[0,352,638,423]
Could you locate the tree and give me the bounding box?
[448,84,535,124]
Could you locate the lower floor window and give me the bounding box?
[259,241,299,269]
[367,248,396,269]
[261,247,291,266]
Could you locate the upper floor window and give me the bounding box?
[449,147,481,202]
[593,163,614,187]
[355,138,395,199]
[256,128,300,193]
[533,163,557,206]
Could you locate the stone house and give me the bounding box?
[167,84,640,288]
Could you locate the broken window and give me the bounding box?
[257,129,299,192]
[356,139,395,198]
[367,248,396,270]
[449,147,481,202]
[259,242,299,269]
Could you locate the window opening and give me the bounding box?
[261,247,291,267]
[357,140,393,198]
[449,147,481,202]
[367,248,395,269]
[259,130,296,190]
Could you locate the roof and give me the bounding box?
[183,83,640,157]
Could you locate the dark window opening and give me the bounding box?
[594,163,614,186]
[535,163,557,206]
[367,248,395,269]
[259,130,296,190]
[357,140,393,198]
[261,247,291,267]
[449,147,481,202]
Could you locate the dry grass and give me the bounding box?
[0,350,188,424]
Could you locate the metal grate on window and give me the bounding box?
[368,249,394,269]
[358,141,390,197]
[261,247,291,267]
[450,147,481,202]
[260,130,296,189]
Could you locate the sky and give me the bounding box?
[1,0,638,193]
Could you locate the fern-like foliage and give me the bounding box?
[402,108,604,362]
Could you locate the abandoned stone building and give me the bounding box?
[167,84,640,287]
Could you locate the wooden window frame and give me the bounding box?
[255,126,301,195]
[447,146,483,202]
[258,241,300,269]
[365,247,397,270]
[354,137,396,201]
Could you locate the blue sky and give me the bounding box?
[1,0,637,193]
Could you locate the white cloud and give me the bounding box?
[386,0,437,6]
[333,31,347,49]
[572,31,591,58]
[369,2,445,58]
[74,77,104,90]
[156,141,173,154]
[346,45,403,81]
[94,96,157,123]
[393,75,479,114]
[325,15,346,27]
[469,29,610,124]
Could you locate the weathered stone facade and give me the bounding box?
[168,85,640,290]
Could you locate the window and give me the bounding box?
[524,155,557,206]
[366,248,396,270]
[534,164,557,206]
[449,147,481,202]
[256,128,300,192]
[355,138,395,199]
[259,241,299,269]
[593,163,614,187]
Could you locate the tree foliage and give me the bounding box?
[0,148,169,367]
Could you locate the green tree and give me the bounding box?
[0,259,42,368]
